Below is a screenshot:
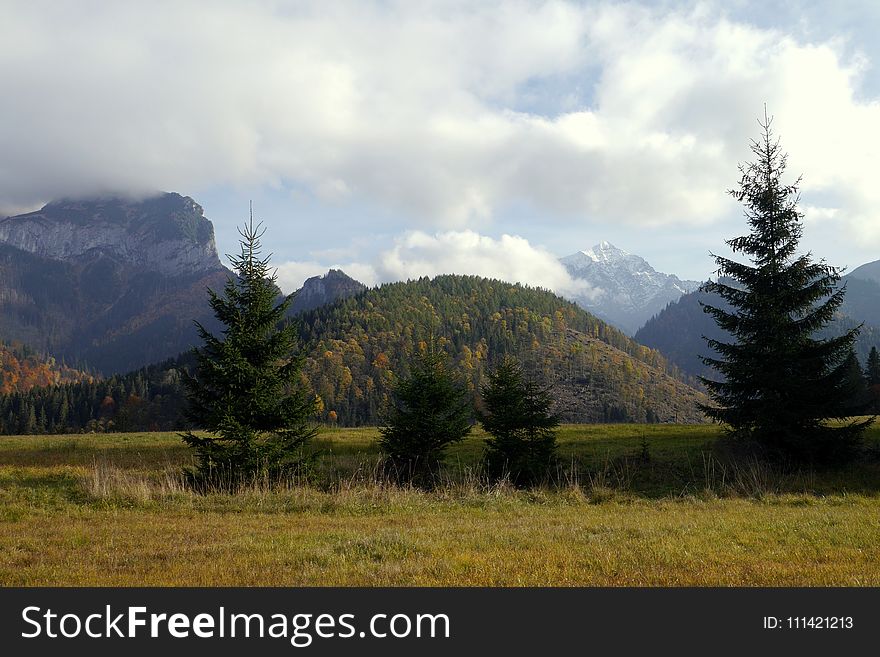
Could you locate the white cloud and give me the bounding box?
[2,1,880,249]
[381,230,583,294]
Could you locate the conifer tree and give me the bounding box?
[180,214,317,488]
[480,356,558,485]
[866,347,880,386]
[866,346,880,412]
[700,111,871,462]
[379,343,472,486]
[840,348,870,415]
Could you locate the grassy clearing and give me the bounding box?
[0,425,879,586]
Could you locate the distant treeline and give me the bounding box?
[0,358,188,435]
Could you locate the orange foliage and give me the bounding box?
[0,342,91,395]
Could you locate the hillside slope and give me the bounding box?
[635,276,880,378]
[297,275,706,425]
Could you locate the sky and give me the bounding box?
[2,0,880,292]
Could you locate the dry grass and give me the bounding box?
[1,426,879,586]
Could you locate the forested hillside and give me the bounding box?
[0,275,707,434]
[296,275,703,425]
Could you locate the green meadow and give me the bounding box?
[1,424,879,586]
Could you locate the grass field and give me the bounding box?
[1,424,879,586]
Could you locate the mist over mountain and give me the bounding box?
[560,241,700,335]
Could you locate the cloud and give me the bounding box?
[275,229,600,299]
[2,1,880,247]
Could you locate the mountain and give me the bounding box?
[560,241,700,335]
[634,271,880,379]
[841,259,880,328]
[0,193,230,374]
[290,269,367,314]
[0,195,370,376]
[848,258,880,286]
[296,274,705,425]
[1,274,708,433]
[633,285,717,377]
[0,194,222,276]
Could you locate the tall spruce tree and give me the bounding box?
[480,356,559,485]
[379,343,472,486]
[700,111,871,463]
[180,215,317,488]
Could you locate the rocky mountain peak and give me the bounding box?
[290,268,368,314]
[565,241,651,271]
[0,192,223,278]
[560,241,701,335]
[582,240,626,262]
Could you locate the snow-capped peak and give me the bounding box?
[580,241,629,263]
[558,241,701,335]
[562,241,633,268]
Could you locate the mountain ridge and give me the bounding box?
[634,270,880,378]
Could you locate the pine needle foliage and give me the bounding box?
[379,343,472,487]
[700,111,872,463]
[480,356,559,485]
[180,215,317,488]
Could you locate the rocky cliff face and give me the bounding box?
[290,269,367,314]
[0,194,223,277]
